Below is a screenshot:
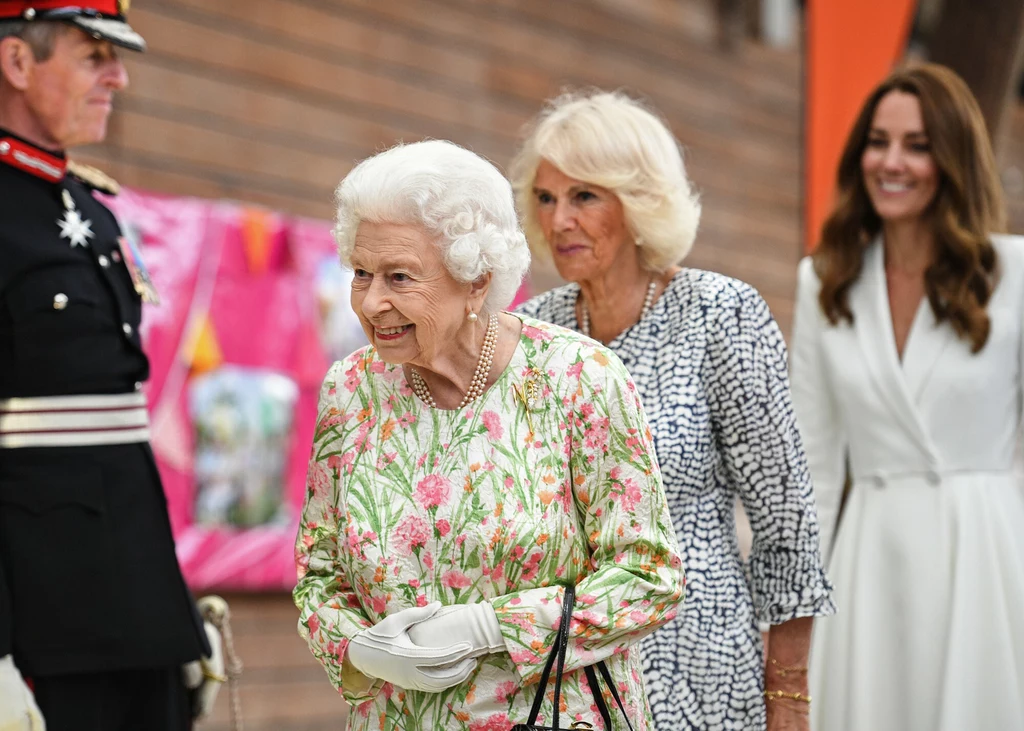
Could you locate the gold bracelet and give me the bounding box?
[764,690,811,703]
[768,658,808,678]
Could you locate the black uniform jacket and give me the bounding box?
[0,129,207,676]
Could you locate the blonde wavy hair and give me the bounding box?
[509,89,701,273]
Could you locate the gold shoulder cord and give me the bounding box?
[66,160,121,196]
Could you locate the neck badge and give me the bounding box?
[58,189,95,248]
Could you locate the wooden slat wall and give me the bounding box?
[75,0,806,332]
[1005,105,1024,235]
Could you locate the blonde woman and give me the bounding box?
[513,90,835,730]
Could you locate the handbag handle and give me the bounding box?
[521,584,635,731]
[583,662,635,731]
[524,583,577,729]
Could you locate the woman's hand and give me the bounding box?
[764,617,813,731]
[765,695,810,731]
[346,603,479,692]
[407,602,505,658]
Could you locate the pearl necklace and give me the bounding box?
[580,279,657,338]
[409,313,499,410]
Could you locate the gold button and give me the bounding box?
[53,293,68,310]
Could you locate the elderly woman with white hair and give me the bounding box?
[293,139,685,730]
[513,91,835,731]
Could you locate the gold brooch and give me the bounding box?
[512,372,542,434]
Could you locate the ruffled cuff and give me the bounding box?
[749,549,836,626]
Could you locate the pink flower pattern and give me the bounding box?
[414,473,452,510]
[441,569,472,590]
[392,515,430,556]
[481,410,504,440]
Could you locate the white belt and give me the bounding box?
[854,468,1014,488]
[0,393,151,448]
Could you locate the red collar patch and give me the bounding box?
[0,136,66,183]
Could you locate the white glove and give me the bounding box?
[407,602,505,658]
[347,603,479,692]
[0,655,45,731]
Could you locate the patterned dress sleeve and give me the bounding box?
[293,354,379,703]
[789,258,847,565]
[491,343,685,685]
[704,282,835,626]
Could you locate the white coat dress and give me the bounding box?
[790,235,1024,731]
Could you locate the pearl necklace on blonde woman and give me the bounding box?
[580,279,657,339]
[410,313,499,410]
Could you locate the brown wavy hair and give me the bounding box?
[813,63,1007,353]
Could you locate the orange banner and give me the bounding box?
[241,207,275,275]
[805,0,918,250]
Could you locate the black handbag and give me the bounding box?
[510,584,636,731]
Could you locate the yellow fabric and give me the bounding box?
[186,315,222,375]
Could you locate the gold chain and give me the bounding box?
[764,689,812,704]
[768,657,808,678]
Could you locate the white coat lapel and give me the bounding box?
[848,240,934,455]
[901,295,957,402]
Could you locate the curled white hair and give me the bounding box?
[332,140,530,313]
[509,89,702,273]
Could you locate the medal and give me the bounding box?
[117,233,161,305]
[57,189,94,248]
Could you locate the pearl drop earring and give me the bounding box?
[467,311,479,322]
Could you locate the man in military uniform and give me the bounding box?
[0,3,222,729]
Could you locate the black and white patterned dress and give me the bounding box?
[518,269,835,730]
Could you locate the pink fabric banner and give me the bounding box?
[105,190,341,589]
[103,188,531,590]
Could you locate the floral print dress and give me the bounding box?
[294,315,685,731]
